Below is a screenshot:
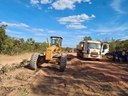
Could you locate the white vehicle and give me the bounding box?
[76,40,109,60]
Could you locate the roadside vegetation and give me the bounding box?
[0,25,48,55]
[109,39,128,52]
[0,25,128,55]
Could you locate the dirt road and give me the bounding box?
[0,53,128,96]
[0,53,32,68]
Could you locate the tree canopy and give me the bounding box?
[83,36,92,41]
[0,25,47,55]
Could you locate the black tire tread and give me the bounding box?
[60,54,67,72]
[30,53,39,70]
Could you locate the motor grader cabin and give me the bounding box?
[30,36,67,72]
[76,40,109,60]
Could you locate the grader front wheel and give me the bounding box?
[60,54,67,72]
[30,53,40,70]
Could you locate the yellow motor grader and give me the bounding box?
[29,36,67,72]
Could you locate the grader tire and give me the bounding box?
[60,54,67,72]
[77,52,80,58]
[30,53,40,70]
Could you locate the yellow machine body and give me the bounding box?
[30,36,67,72]
[45,36,62,61]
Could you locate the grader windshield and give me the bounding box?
[50,36,62,47]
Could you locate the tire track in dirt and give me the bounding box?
[0,53,128,96]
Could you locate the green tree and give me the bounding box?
[0,25,8,53]
[19,38,24,44]
[26,38,35,44]
[109,39,128,52]
[83,36,92,41]
[0,24,57,55]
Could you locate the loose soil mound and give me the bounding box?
[0,53,128,96]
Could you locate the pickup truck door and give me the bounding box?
[101,43,109,55]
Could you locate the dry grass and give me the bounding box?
[0,53,32,68]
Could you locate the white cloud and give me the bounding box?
[52,0,80,10]
[67,23,86,29]
[91,23,128,37]
[30,0,51,5]
[6,29,22,35]
[93,23,128,33]
[30,0,51,10]
[35,33,46,36]
[30,0,51,9]
[46,30,55,33]
[59,14,89,24]
[28,28,56,34]
[77,35,85,38]
[84,0,92,4]
[91,14,96,18]
[30,0,40,5]
[51,0,92,10]
[110,0,124,14]
[97,32,112,36]
[58,14,95,24]
[40,0,51,4]
[31,28,44,32]
[0,21,29,28]
[30,0,92,10]
[122,36,128,40]
[58,14,95,29]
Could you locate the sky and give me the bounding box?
[0,0,128,47]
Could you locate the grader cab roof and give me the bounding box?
[51,36,63,39]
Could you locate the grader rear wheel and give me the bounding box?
[77,52,80,58]
[30,53,39,70]
[60,54,67,72]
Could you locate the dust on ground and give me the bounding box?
[0,53,32,68]
[0,53,128,96]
